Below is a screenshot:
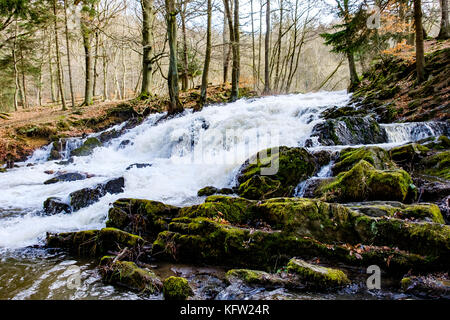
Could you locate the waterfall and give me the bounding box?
[382,121,449,143]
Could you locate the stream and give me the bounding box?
[0,91,447,300]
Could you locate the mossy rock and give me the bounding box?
[390,143,430,168]
[100,259,162,293]
[332,146,394,175]
[287,258,350,289]
[400,275,450,299]
[46,227,145,257]
[162,276,193,300]
[151,209,443,271]
[106,198,179,240]
[321,160,417,203]
[179,195,255,225]
[237,146,317,199]
[419,151,450,180]
[225,268,301,289]
[197,186,218,197]
[346,201,445,224]
[70,137,102,157]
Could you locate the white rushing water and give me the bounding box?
[0,91,447,249]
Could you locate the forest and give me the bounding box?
[0,0,449,304]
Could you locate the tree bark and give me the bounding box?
[437,0,449,39]
[140,0,155,98]
[165,0,183,115]
[231,0,240,101]
[414,0,425,82]
[274,0,283,92]
[63,0,75,108]
[180,3,189,91]
[200,0,212,106]
[53,0,66,111]
[263,0,271,94]
[81,7,93,105]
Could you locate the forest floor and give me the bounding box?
[0,84,256,164]
[352,39,449,122]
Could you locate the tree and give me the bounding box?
[263,0,270,94]
[63,0,75,108]
[165,0,183,115]
[52,0,66,111]
[199,0,212,106]
[437,0,449,40]
[320,0,370,91]
[223,0,240,102]
[140,0,155,98]
[77,0,98,106]
[413,0,425,82]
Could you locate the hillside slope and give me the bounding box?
[350,40,449,123]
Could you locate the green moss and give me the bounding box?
[237,146,317,199]
[71,137,102,157]
[46,228,144,257]
[180,195,255,224]
[162,276,193,300]
[287,258,350,288]
[197,186,218,196]
[321,160,416,202]
[400,277,412,290]
[390,143,430,165]
[420,151,450,180]
[225,269,289,288]
[332,146,394,175]
[106,198,179,240]
[101,260,162,293]
[348,202,445,224]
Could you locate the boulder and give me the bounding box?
[69,177,124,211]
[46,227,145,257]
[106,198,179,240]
[44,172,87,184]
[401,275,450,299]
[332,146,395,175]
[197,186,218,197]
[344,201,445,224]
[225,269,300,289]
[419,151,450,180]
[43,197,72,215]
[320,160,417,203]
[236,146,317,199]
[126,163,152,170]
[287,258,350,289]
[70,137,102,157]
[311,116,387,146]
[99,258,162,293]
[162,276,194,300]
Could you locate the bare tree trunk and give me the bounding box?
[274,0,283,92]
[140,0,155,98]
[63,0,75,108]
[414,0,425,82]
[102,41,108,101]
[165,0,183,115]
[19,49,28,108]
[224,0,239,101]
[222,11,230,84]
[250,0,256,90]
[93,31,99,98]
[81,9,93,105]
[53,0,67,111]
[12,20,19,111]
[48,34,56,103]
[437,0,449,39]
[200,0,212,106]
[180,3,189,91]
[263,0,271,94]
[257,0,263,89]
